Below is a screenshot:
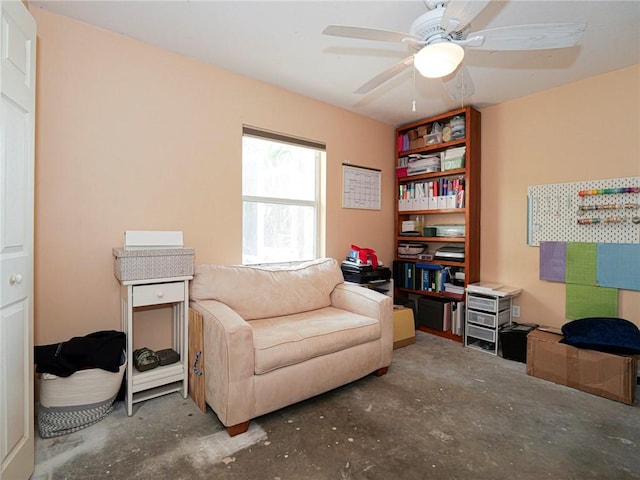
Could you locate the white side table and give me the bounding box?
[119,275,192,415]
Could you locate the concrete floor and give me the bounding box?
[33,331,640,479]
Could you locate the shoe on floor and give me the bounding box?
[133,347,159,372]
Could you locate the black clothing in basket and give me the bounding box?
[35,330,125,377]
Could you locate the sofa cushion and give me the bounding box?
[190,258,344,320]
[249,306,380,374]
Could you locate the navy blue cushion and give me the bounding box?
[561,317,640,354]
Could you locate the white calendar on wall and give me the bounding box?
[342,163,382,210]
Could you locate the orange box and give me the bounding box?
[393,307,415,349]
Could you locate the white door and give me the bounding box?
[0,1,36,479]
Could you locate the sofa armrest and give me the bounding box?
[330,283,394,367]
[331,283,391,318]
[190,300,255,427]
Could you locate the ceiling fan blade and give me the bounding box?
[464,23,587,50]
[323,25,419,43]
[354,56,414,94]
[441,0,491,34]
[442,65,475,102]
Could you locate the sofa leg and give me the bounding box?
[374,367,388,377]
[227,421,250,437]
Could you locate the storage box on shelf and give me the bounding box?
[415,296,465,336]
[393,106,481,343]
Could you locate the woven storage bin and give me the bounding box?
[38,357,126,438]
[113,247,194,281]
[397,243,427,256]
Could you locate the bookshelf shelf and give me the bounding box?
[399,208,466,215]
[393,106,481,342]
[398,167,466,182]
[396,236,465,243]
[397,287,464,302]
[416,326,464,343]
[399,141,467,157]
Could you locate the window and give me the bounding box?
[242,126,325,265]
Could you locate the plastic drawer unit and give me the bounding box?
[465,291,513,355]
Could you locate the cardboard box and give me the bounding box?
[393,307,415,349]
[409,137,426,150]
[526,329,636,405]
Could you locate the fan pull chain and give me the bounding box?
[412,59,417,112]
[459,66,465,109]
[412,62,416,112]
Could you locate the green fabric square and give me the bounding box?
[565,242,597,286]
[565,284,618,320]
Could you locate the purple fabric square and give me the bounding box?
[540,241,566,282]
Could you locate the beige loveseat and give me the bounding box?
[189,257,393,436]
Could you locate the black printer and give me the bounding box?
[340,259,391,285]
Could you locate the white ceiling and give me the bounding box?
[31,0,640,126]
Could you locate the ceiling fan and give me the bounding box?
[323,0,586,100]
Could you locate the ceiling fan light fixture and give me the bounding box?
[414,42,464,78]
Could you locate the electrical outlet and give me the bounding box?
[512,305,521,318]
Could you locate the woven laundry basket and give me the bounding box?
[38,355,126,438]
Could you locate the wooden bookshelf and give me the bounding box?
[393,106,481,342]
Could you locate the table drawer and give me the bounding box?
[132,282,184,307]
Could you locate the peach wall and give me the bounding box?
[31,9,395,346]
[30,7,640,346]
[481,64,640,328]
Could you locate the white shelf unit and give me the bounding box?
[120,275,192,415]
[464,290,513,355]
